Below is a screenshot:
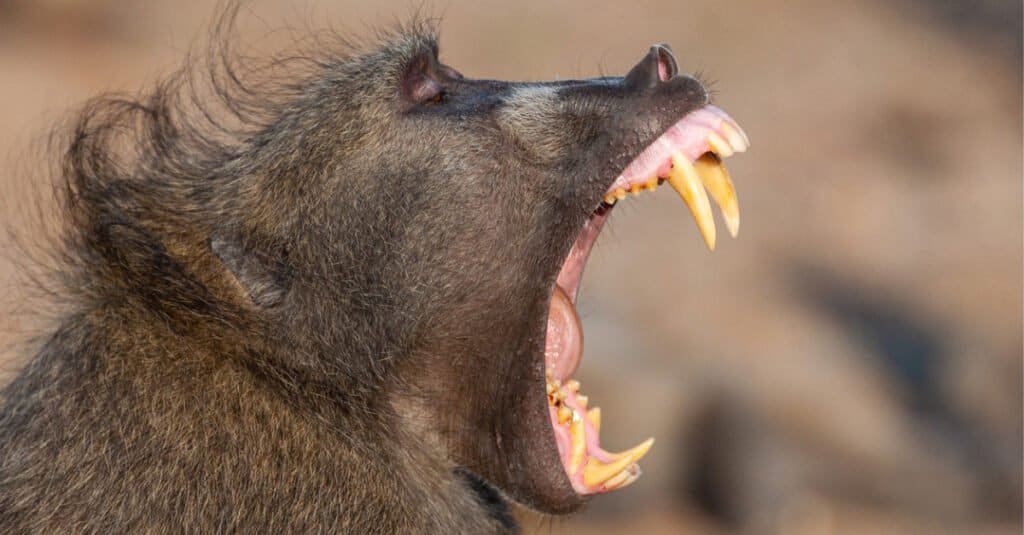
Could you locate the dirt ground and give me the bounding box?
[0,1,1020,533]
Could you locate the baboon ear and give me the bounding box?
[400,50,444,105]
[210,233,289,308]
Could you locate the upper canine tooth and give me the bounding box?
[707,132,734,158]
[720,122,748,152]
[693,153,740,237]
[667,153,717,251]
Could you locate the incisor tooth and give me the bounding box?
[603,193,617,205]
[576,394,588,408]
[693,153,740,237]
[630,184,642,197]
[707,132,734,157]
[587,407,601,432]
[582,437,654,488]
[568,414,586,475]
[603,467,641,491]
[667,153,717,250]
[645,177,658,191]
[720,122,749,152]
[614,188,627,201]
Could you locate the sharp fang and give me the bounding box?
[707,132,734,158]
[693,153,740,238]
[568,413,587,475]
[720,122,749,151]
[614,188,627,201]
[667,153,717,251]
[582,437,654,488]
[587,407,601,432]
[608,436,655,462]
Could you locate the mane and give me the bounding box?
[1,3,439,373]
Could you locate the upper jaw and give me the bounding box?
[604,105,749,195]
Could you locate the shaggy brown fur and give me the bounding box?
[0,7,708,533]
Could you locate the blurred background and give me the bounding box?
[0,0,1020,533]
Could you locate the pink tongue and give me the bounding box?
[545,286,583,381]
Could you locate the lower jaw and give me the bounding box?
[542,209,654,496]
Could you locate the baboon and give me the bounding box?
[0,9,748,534]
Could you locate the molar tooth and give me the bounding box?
[721,121,750,150]
[582,437,654,488]
[557,406,572,425]
[667,154,717,251]
[693,153,740,237]
[644,177,658,191]
[707,132,734,157]
[587,407,601,432]
[629,184,642,197]
[568,413,587,475]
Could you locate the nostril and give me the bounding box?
[653,44,678,82]
[624,44,678,92]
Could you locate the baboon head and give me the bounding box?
[210,27,748,515]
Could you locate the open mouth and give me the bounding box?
[544,105,749,495]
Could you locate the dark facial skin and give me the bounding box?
[0,19,708,532]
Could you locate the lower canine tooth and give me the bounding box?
[693,153,740,237]
[667,153,717,250]
[583,438,654,488]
